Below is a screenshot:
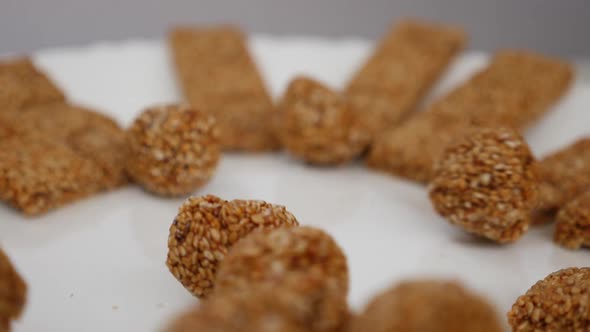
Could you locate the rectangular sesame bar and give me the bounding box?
[0,104,128,215]
[0,58,65,112]
[554,190,590,249]
[345,20,466,137]
[169,26,279,151]
[0,136,105,215]
[0,59,128,215]
[0,248,26,331]
[536,138,590,213]
[367,50,573,183]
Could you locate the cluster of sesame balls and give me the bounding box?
[162,193,507,332]
[161,192,590,332]
[120,91,589,331]
[123,77,373,198]
[122,102,506,331]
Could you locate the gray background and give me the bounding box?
[1,0,589,56]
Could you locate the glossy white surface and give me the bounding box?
[1,37,588,332]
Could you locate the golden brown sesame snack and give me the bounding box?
[126,104,220,196]
[0,137,106,215]
[0,248,27,332]
[554,191,590,249]
[536,138,590,213]
[368,50,573,183]
[345,19,466,137]
[164,287,317,332]
[166,195,299,298]
[0,103,130,189]
[169,26,279,151]
[216,226,348,294]
[276,76,370,165]
[0,104,128,215]
[350,280,502,332]
[66,115,128,189]
[0,57,65,112]
[0,103,111,140]
[216,227,349,332]
[429,128,538,243]
[508,267,590,331]
[368,110,474,183]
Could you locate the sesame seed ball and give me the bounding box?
[277,76,369,165]
[508,267,590,331]
[0,248,27,331]
[126,104,220,196]
[429,127,538,243]
[555,190,590,249]
[163,287,311,332]
[350,280,503,332]
[166,195,299,298]
[215,226,349,332]
[215,226,349,296]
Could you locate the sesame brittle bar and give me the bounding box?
[367,50,573,183]
[166,195,299,298]
[0,248,26,332]
[345,20,466,137]
[536,138,590,213]
[555,190,590,249]
[350,280,502,332]
[0,104,128,215]
[277,76,370,165]
[429,128,538,243]
[0,58,65,112]
[0,136,107,216]
[169,26,279,151]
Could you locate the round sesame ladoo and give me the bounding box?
[0,248,27,332]
[350,280,503,332]
[126,104,220,196]
[508,267,590,331]
[216,226,348,293]
[429,127,538,243]
[164,287,310,332]
[166,195,299,298]
[215,226,349,332]
[276,76,369,165]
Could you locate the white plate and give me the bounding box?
[1,36,589,332]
